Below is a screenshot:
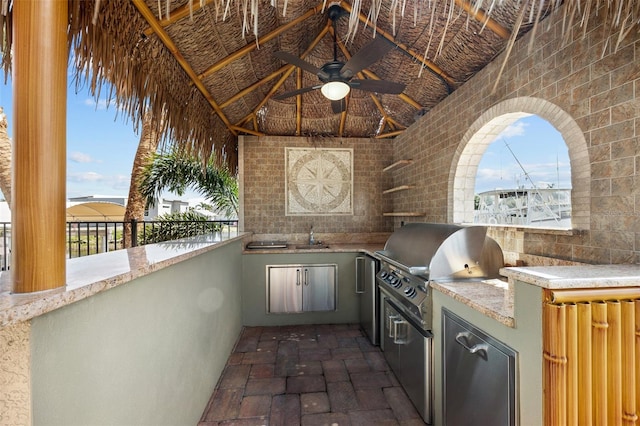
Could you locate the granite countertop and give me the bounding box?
[431,279,514,327]
[0,233,247,328]
[242,243,384,256]
[501,264,640,289]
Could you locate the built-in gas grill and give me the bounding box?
[375,222,504,424]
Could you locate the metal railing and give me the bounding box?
[0,219,239,270]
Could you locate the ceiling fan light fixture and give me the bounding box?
[321,81,350,100]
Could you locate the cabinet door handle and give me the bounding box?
[387,313,400,337]
[393,319,408,344]
[304,268,309,286]
[455,332,488,356]
[296,268,301,286]
[355,257,364,294]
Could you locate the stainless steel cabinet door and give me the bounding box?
[302,265,336,311]
[267,266,303,313]
[267,264,336,313]
[443,309,517,426]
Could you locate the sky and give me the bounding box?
[474,115,571,194]
[0,71,570,201]
[0,76,142,199]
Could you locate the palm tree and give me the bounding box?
[139,150,238,219]
[122,111,161,247]
[0,107,12,207]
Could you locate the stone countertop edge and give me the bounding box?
[500,264,640,289]
[430,279,515,328]
[0,233,249,328]
[242,243,384,255]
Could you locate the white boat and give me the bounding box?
[474,188,571,228]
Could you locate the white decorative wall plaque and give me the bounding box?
[285,147,353,215]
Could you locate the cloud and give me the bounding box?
[68,171,105,183]
[83,97,109,111]
[69,151,96,163]
[499,121,528,138]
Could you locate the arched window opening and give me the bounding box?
[473,115,572,229]
[450,97,589,231]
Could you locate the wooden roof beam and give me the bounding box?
[131,0,236,135]
[197,3,326,81]
[375,129,404,139]
[333,30,408,137]
[220,66,287,108]
[142,0,215,37]
[296,68,302,135]
[454,0,511,39]
[237,23,331,127]
[340,2,456,89]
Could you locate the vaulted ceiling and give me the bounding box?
[7,1,635,169]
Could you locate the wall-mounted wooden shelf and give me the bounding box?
[383,185,414,194]
[383,212,425,217]
[383,160,412,172]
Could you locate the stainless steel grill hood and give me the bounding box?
[376,223,504,281]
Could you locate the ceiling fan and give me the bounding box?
[273,3,406,113]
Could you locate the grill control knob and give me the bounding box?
[379,271,388,279]
[389,276,401,287]
[404,286,417,298]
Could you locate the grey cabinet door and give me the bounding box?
[302,265,336,311]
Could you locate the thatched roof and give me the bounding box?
[1,1,639,170]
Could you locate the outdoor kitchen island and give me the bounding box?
[431,264,640,426]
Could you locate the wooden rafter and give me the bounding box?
[454,0,511,39]
[131,0,237,135]
[334,30,410,136]
[230,125,263,136]
[375,129,404,139]
[338,101,347,137]
[296,68,302,135]
[219,67,287,108]
[340,2,456,89]
[197,3,326,81]
[142,0,215,37]
[359,69,422,110]
[236,24,331,129]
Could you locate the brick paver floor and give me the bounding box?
[199,324,426,425]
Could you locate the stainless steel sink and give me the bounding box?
[295,244,330,250]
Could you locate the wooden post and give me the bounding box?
[11,0,67,293]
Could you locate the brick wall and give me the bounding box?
[392,4,640,265]
[239,136,393,238]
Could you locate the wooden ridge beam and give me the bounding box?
[143,0,215,37]
[454,0,511,39]
[197,3,325,81]
[131,0,236,135]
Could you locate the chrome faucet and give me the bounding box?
[309,225,315,245]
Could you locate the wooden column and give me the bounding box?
[12,0,67,293]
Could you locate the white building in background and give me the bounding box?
[0,195,210,222]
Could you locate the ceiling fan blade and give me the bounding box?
[331,99,346,114]
[349,79,405,94]
[340,37,393,79]
[273,51,329,79]
[273,85,321,100]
